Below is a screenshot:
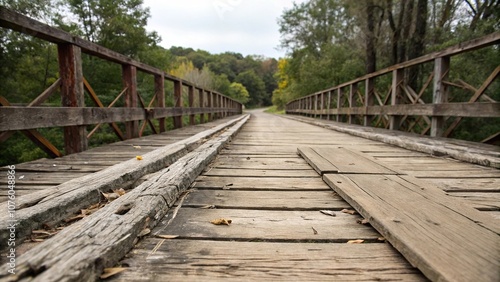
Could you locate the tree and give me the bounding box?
[228,82,250,104]
[65,0,160,57]
[235,70,267,107]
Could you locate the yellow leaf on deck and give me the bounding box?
[210,218,232,225]
[341,209,358,215]
[136,156,143,160]
[100,267,126,279]
[347,239,365,244]
[156,235,179,239]
[114,188,126,196]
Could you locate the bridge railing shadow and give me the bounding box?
[0,7,243,158]
[286,32,500,145]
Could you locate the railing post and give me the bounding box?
[349,84,357,124]
[173,80,183,128]
[319,93,324,119]
[58,43,87,154]
[155,74,165,132]
[188,85,195,125]
[364,78,375,126]
[199,89,205,123]
[326,91,331,120]
[390,69,404,131]
[309,96,313,117]
[207,91,213,121]
[337,88,342,122]
[122,64,139,138]
[431,56,450,137]
[314,95,318,118]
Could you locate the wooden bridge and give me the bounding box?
[1,7,499,282]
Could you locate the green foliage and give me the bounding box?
[264,106,285,115]
[235,70,267,107]
[227,82,250,104]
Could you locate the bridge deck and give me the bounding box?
[113,110,498,281]
[1,110,498,281]
[0,116,241,203]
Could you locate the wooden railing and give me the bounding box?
[0,7,243,157]
[286,32,500,144]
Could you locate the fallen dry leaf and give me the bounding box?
[200,205,216,209]
[136,155,143,160]
[210,218,232,225]
[100,267,127,279]
[378,237,386,242]
[114,188,126,196]
[320,210,336,217]
[341,209,358,215]
[356,218,370,225]
[64,214,85,223]
[155,235,179,239]
[347,239,365,244]
[132,145,142,149]
[138,228,151,237]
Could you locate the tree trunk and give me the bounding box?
[366,0,377,73]
[408,0,428,89]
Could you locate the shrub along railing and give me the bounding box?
[286,32,500,144]
[0,7,243,157]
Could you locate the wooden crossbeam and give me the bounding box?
[83,78,125,140]
[444,66,500,137]
[0,96,62,158]
[137,91,158,137]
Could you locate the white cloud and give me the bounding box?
[142,0,308,58]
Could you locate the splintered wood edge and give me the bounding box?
[0,115,249,252]
[297,147,338,175]
[3,115,250,281]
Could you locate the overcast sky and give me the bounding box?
[142,0,307,59]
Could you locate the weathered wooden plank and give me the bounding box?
[0,115,249,282]
[203,168,319,178]
[183,190,349,210]
[157,208,379,241]
[323,174,500,282]
[212,156,311,170]
[409,170,500,178]
[194,176,329,190]
[445,191,500,210]
[114,240,425,281]
[0,115,248,251]
[298,147,402,175]
[423,178,500,192]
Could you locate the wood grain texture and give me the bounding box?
[114,240,425,281]
[0,115,249,282]
[182,190,350,210]
[193,176,329,190]
[323,174,500,282]
[298,147,403,175]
